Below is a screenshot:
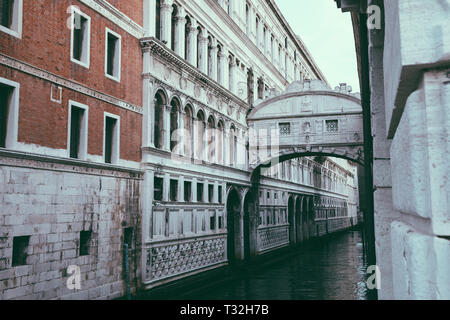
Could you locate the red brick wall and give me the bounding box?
[0,0,143,106]
[0,66,142,163]
[106,0,144,26]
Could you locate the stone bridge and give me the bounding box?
[247,80,364,171]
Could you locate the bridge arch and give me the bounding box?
[248,80,364,173]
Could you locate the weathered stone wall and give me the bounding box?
[0,151,142,300]
[371,0,450,299]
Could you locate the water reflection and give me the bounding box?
[185,230,375,300]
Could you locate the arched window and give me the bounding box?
[196,110,205,160]
[184,105,193,157]
[184,16,191,61]
[207,116,215,163]
[217,120,224,165]
[154,90,166,149]
[169,98,180,152]
[171,4,177,50]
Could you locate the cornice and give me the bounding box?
[78,0,144,38]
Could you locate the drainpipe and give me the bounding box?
[359,10,377,274]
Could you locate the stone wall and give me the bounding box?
[0,150,142,300]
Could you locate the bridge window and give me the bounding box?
[279,122,290,135]
[326,120,339,132]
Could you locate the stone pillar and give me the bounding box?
[265,27,271,58]
[143,0,156,37]
[229,56,236,94]
[160,0,174,47]
[187,18,198,67]
[178,175,184,202]
[142,78,155,148]
[193,118,199,161]
[178,109,185,156]
[163,104,171,151]
[223,129,230,167]
[198,29,208,74]
[213,181,219,204]
[203,179,209,203]
[221,45,229,89]
[174,7,186,57]
[209,38,218,81]
[202,121,208,162]
[192,177,198,203]
[163,173,170,202]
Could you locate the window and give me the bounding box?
[68,101,88,160]
[104,113,120,164]
[326,120,339,132]
[218,216,223,229]
[170,179,178,202]
[197,182,204,202]
[70,7,90,68]
[12,235,29,267]
[184,181,192,202]
[154,177,163,201]
[0,0,22,38]
[208,184,214,203]
[105,28,121,81]
[79,231,92,256]
[279,122,290,135]
[218,185,223,204]
[0,78,19,149]
[210,216,215,231]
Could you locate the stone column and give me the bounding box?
[209,38,218,81]
[198,29,209,74]
[202,121,208,162]
[163,104,171,151]
[221,45,229,89]
[174,7,186,57]
[186,18,198,67]
[193,118,199,161]
[265,27,271,58]
[223,128,230,167]
[192,177,198,203]
[213,181,219,204]
[142,79,155,148]
[203,179,209,203]
[178,109,185,156]
[229,56,236,94]
[178,175,184,202]
[160,0,174,47]
[163,173,170,202]
[143,0,156,37]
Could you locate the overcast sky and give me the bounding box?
[275,0,360,93]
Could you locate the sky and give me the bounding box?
[275,0,360,93]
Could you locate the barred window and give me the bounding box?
[326,120,339,132]
[279,122,291,135]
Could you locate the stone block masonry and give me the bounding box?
[0,151,142,300]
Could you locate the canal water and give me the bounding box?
[142,229,376,300]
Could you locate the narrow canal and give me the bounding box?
[140,229,376,300]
